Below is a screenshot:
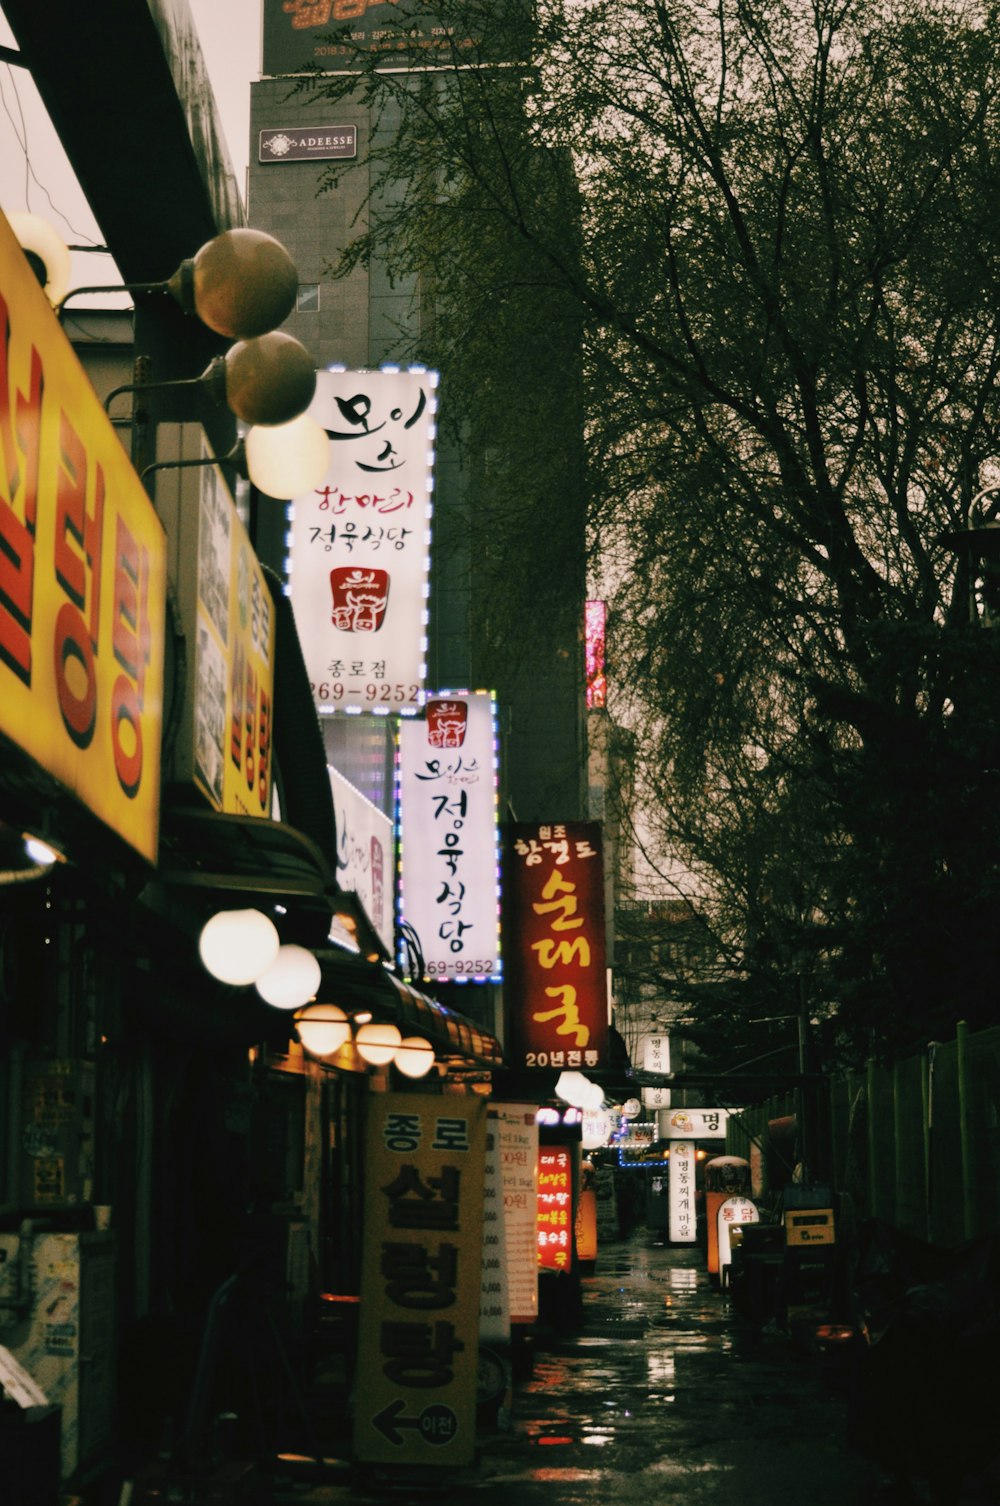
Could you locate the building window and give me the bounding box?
[297,283,320,313]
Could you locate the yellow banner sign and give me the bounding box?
[0,212,165,861]
[354,1091,487,1468]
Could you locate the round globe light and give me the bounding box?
[244,414,330,499]
[255,944,322,1009]
[170,228,299,340]
[355,1021,402,1067]
[554,1070,590,1107]
[581,1078,606,1111]
[222,333,317,426]
[582,1109,611,1150]
[199,908,280,986]
[294,1003,351,1057]
[7,212,72,307]
[393,1036,435,1079]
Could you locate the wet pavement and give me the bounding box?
[273,1232,900,1506]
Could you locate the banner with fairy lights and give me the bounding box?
[504,822,608,1070]
[397,691,501,982]
[286,366,435,715]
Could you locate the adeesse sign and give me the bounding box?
[0,213,165,861]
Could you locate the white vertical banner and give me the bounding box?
[491,1105,539,1325]
[328,765,395,956]
[669,1140,697,1243]
[398,691,501,981]
[286,366,436,714]
[641,1033,671,1109]
[479,1115,510,1343]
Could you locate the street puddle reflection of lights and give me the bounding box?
[647,1351,676,1403]
[670,1269,698,1291]
[580,1425,616,1446]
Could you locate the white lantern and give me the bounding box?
[393,1036,435,1079]
[255,944,322,1009]
[355,1021,402,1066]
[7,212,72,307]
[199,909,280,986]
[244,413,331,499]
[294,1003,351,1057]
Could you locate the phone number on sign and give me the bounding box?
[311,682,421,704]
[425,960,495,976]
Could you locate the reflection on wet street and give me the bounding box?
[325,1233,888,1506]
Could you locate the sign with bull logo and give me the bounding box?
[286,366,436,714]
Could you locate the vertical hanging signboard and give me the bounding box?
[354,1091,488,1468]
[537,1146,574,1272]
[505,822,608,1070]
[398,690,501,981]
[669,1141,697,1243]
[287,366,436,715]
[492,1104,539,1325]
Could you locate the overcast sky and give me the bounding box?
[0,1,261,286]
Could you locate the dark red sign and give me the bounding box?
[329,566,389,632]
[505,822,608,1071]
[537,1147,573,1272]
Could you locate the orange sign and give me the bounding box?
[354,1092,487,1468]
[0,212,165,861]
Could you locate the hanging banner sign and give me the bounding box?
[505,822,608,1070]
[0,211,165,862]
[328,764,394,955]
[287,366,435,715]
[479,1115,510,1343]
[354,1091,487,1468]
[641,1034,671,1109]
[398,691,501,981]
[669,1140,697,1243]
[492,1104,539,1325]
[537,1146,573,1272]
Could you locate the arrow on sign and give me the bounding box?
[372,1399,458,1447]
[372,1399,423,1446]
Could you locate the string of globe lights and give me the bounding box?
[198,907,436,1078]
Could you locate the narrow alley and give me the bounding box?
[269,1234,905,1506]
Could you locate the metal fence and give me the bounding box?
[727,1021,1000,1246]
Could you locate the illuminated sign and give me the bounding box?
[353,1091,487,1468]
[505,821,608,1070]
[537,1146,573,1272]
[641,1033,671,1109]
[287,366,435,714]
[398,691,501,981]
[491,1104,539,1324]
[669,1140,697,1243]
[657,1108,729,1140]
[584,599,606,708]
[0,211,165,861]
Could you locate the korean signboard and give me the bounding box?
[479,1116,509,1343]
[505,821,608,1070]
[669,1141,696,1244]
[537,1146,573,1272]
[263,0,496,75]
[328,764,394,955]
[0,211,165,861]
[491,1104,538,1324]
[641,1033,671,1109]
[398,691,501,981]
[158,430,275,818]
[287,366,435,714]
[657,1108,729,1140]
[354,1091,487,1467]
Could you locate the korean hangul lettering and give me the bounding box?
[380,1240,458,1308]
[380,1318,464,1387]
[382,1164,460,1229]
